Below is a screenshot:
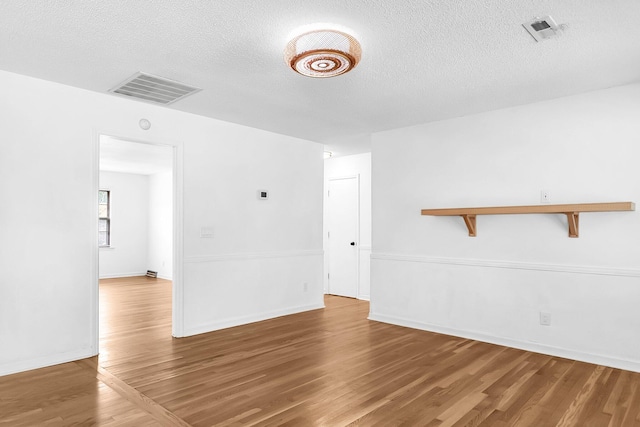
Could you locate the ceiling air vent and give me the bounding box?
[109,72,201,105]
[523,16,560,42]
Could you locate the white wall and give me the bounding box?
[148,171,173,280]
[182,128,323,336]
[99,171,149,278]
[324,153,372,299]
[0,70,323,376]
[370,83,640,372]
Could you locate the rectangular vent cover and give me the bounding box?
[109,72,201,105]
[523,16,559,42]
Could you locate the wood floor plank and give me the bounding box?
[2,275,640,426]
[0,360,159,426]
[555,365,608,427]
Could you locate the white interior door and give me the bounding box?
[327,176,359,298]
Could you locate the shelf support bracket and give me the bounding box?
[566,212,579,238]
[461,214,477,237]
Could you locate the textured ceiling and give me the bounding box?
[2,1,639,155]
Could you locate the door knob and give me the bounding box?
[350,242,356,246]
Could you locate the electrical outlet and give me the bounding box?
[200,226,214,238]
[540,312,551,326]
[541,190,551,203]
[303,282,308,292]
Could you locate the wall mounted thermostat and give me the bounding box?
[257,190,269,200]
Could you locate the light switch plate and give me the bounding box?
[200,226,214,238]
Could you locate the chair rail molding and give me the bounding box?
[371,253,640,278]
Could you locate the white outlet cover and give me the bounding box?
[540,312,552,326]
[541,190,551,203]
[257,190,269,200]
[200,226,214,238]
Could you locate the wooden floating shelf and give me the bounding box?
[421,202,635,238]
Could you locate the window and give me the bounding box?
[98,190,110,247]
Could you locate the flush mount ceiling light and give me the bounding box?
[284,24,362,78]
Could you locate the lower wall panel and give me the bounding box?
[370,255,640,372]
[183,252,324,336]
[0,347,96,377]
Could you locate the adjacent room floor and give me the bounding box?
[1,276,640,426]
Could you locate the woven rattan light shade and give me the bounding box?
[284,28,362,78]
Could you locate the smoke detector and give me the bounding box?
[523,16,560,42]
[109,72,201,105]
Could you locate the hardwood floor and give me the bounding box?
[2,276,640,426]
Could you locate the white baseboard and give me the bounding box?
[100,272,173,281]
[324,292,369,301]
[0,347,97,377]
[183,303,325,337]
[99,272,147,279]
[368,312,640,373]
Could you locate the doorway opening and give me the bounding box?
[96,134,181,359]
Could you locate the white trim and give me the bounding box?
[184,303,326,337]
[90,130,100,356]
[368,312,640,373]
[357,245,371,301]
[172,143,185,337]
[371,253,640,278]
[0,348,96,377]
[184,250,323,264]
[99,272,148,279]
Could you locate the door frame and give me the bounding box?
[91,129,185,356]
[326,174,360,298]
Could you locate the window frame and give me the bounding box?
[98,190,111,248]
